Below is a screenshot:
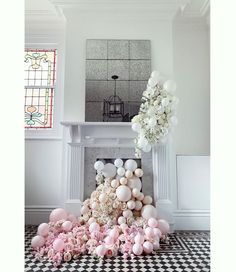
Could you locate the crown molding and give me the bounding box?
[180,0,210,18]
[49,0,189,20]
[200,0,210,16]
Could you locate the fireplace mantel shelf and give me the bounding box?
[61,121,132,126]
[61,121,136,146]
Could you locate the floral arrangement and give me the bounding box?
[31,159,170,267]
[131,71,179,158]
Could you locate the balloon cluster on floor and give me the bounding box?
[31,159,170,267]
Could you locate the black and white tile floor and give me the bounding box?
[25,225,210,272]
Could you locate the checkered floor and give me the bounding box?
[25,225,210,272]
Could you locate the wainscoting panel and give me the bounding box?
[174,155,210,230]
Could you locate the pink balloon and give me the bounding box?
[89,222,100,233]
[134,233,145,244]
[53,238,65,252]
[153,228,162,238]
[31,235,45,248]
[148,218,158,228]
[96,245,107,257]
[157,219,170,235]
[37,223,49,237]
[62,221,72,232]
[109,227,119,240]
[145,227,154,239]
[143,241,153,254]
[153,240,160,250]
[132,243,143,255]
[67,213,77,223]
[104,236,114,245]
[49,208,67,223]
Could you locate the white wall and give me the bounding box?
[173,20,210,155]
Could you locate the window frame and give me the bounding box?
[24,42,64,139]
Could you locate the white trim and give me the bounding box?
[173,209,210,230]
[25,137,62,141]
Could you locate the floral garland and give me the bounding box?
[131,71,179,158]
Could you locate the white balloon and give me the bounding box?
[141,205,158,220]
[125,170,133,178]
[148,77,158,87]
[170,116,178,126]
[163,80,177,94]
[138,137,148,148]
[142,144,152,153]
[142,195,153,205]
[117,167,125,176]
[135,201,143,211]
[114,159,123,168]
[116,185,132,202]
[132,123,141,132]
[123,209,133,218]
[111,179,119,188]
[135,168,144,177]
[127,200,136,210]
[132,188,141,198]
[127,177,142,191]
[124,159,138,171]
[120,177,128,185]
[102,163,117,178]
[94,161,104,171]
[151,71,160,78]
[118,216,126,225]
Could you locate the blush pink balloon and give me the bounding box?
[62,221,72,232]
[145,227,155,239]
[89,222,100,233]
[134,233,145,244]
[143,241,153,254]
[67,213,77,223]
[157,219,170,235]
[153,228,162,238]
[132,243,143,255]
[49,208,67,223]
[37,223,49,237]
[104,236,114,245]
[148,218,158,228]
[109,227,119,240]
[53,238,65,251]
[96,245,107,257]
[31,235,45,248]
[153,240,160,250]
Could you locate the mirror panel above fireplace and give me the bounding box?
[85,39,151,122]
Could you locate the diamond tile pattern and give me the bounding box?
[25,226,210,272]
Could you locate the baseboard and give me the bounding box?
[25,205,59,225]
[173,210,210,230]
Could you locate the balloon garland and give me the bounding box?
[131,71,179,158]
[31,159,170,267]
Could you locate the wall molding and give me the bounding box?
[173,209,210,230]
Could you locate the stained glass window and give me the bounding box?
[24,49,57,129]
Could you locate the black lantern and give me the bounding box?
[103,75,124,121]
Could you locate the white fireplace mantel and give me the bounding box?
[61,121,175,228]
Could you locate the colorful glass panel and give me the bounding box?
[24,49,57,129]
